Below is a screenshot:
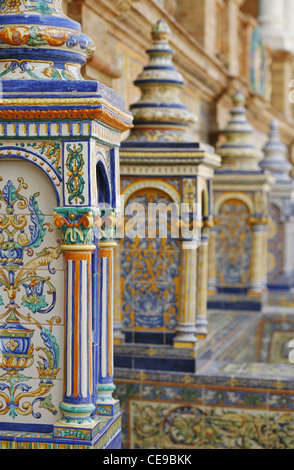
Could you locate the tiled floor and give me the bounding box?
[115,296,294,449]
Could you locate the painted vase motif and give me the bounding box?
[0,177,61,420]
[0,310,34,373]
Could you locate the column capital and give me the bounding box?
[249,216,269,227]
[98,208,122,244]
[53,207,100,247]
[203,217,214,229]
[180,239,201,250]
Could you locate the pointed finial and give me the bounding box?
[218,91,262,171]
[232,91,246,107]
[127,19,197,143]
[151,19,171,41]
[260,119,291,182]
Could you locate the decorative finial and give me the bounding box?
[232,91,246,107]
[0,0,95,81]
[218,91,262,171]
[151,19,171,40]
[127,19,197,143]
[260,119,291,182]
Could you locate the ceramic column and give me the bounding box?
[207,225,217,295]
[173,239,198,349]
[113,242,124,345]
[283,220,294,277]
[262,228,269,290]
[284,0,294,52]
[96,209,120,417]
[248,218,269,296]
[196,226,209,339]
[53,207,100,439]
[258,0,288,50]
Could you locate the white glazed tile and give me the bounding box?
[0,160,59,215]
[0,375,63,426]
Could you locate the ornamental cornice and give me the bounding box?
[0,98,133,131]
[110,0,137,13]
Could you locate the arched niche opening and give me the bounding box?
[216,198,252,290]
[96,160,111,206]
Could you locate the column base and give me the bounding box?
[2,414,122,448]
[248,288,268,298]
[96,400,120,417]
[53,401,99,441]
[207,289,217,296]
[113,323,125,345]
[173,325,197,349]
[96,383,120,416]
[53,416,101,442]
[196,333,208,340]
[196,319,208,339]
[173,341,197,349]
[113,335,125,346]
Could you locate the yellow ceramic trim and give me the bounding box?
[122,179,181,207]
[60,244,97,252]
[173,342,196,349]
[0,98,132,121]
[214,192,255,216]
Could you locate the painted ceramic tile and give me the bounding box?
[268,203,284,282]
[202,407,268,449]
[63,141,89,207]
[0,166,63,427]
[216,199,252,287]
[121,188,181,333]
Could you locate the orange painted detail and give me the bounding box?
[63,269,67,396]
[108,255,112,378]
[99,249,113,259]
[0,108,133,131]
[65,251,91,262]
[73,261,80,397]
[88,260,92,395]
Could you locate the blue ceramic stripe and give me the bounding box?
[109,148,116,208]
[64,260,68,400]
[0,14,81,31]
[130,102,188,109]
[78,259,82,398]
[86,258,90,399]
[0,48,87,65]
[71,258,75,399]
[98,254,103,383]
[134,79,185,86]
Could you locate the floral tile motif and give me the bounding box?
[202,407,268,449]
[0,173,62,425]
[267,411,294,449]
[129,399,271,449]
[128,398,294,449]
[129,400,205,449]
